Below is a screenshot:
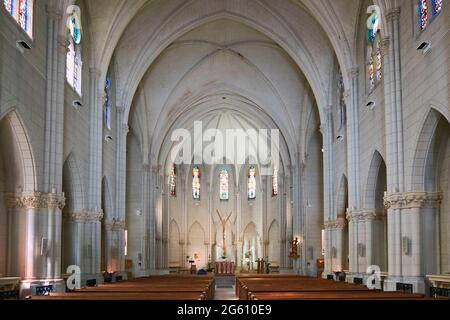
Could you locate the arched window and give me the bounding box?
[192,166,201,200]
[219,169,229,200]
[419,0,443,31]
[418,0,429,30]
[366,5,382,92]
[248,166,257,200]
[272,166,278,197]
[433,0,443,15]
[2,0,34,38]
[337,71,346,130]
[104,78,111,130]
[169,164,176,197]
[66,5,82,96]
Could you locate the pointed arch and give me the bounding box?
[62,152,85,211]
[188,221,206,268]
[102,176,113,218]
[336,175,348,218]
[364,151,386,209]
[411,108,450,191]
[0,110,36,192]
[268,219,280,264]
[169,219,181,266]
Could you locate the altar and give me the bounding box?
[214,261,235,275]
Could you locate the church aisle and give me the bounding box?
[214,286,238,300]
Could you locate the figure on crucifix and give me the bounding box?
[215,210,234,261]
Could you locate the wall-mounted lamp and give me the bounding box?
[72,100,83,109]
[16,40,31,54]
[366,100,376,110]
[417,41,431,55]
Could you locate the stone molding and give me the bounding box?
[65,210,104,222]
[6,192,66,210]
[104,218,126,231]
[384,192,443,210]
[324,217,347,230]
[386,8,401,22]
[346,209,384,222]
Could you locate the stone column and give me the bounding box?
[324,218,346,274]
[345,69,361,211]
[320,107,335,278]
[103,218,126,274]
[7,192,65,294]
[114,107,129,275]
[141,164,155,273]
[384,192,442,293]
[64,210,103,283]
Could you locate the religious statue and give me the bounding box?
[289,237,299,258]
[216,210,233,259]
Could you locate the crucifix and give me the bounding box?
[216,210,233,258]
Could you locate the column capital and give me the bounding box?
[7,192,66,210]
[347,67,359,78]
[65,210,104,222]
[46,6,62,19]
[386,8,401,22]
[384,192,443,210]
[346,209,381,222]
[324,217,347,230]
[104,218,126,231]
[90,68,101,78]
[117,106,126,114]
[381,37,390,57]
[57,35,70,53]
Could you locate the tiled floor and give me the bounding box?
[214,286,239,300]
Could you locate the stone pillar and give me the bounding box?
[103,218,126,274]
[64,210,103,283]
[7,192,65,294]
[324,218,346,274]
[384,192,442,293]
[114,107,129,275]
[345,69,361,210]
[43,6,65,193]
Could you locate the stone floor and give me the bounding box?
[214,286,238,300]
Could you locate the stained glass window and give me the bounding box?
[433,0,442,15]
[248,166,257,200]
[104,78,111,130]
[192,166,201,200]
[366,6,382,93]
[219,169,229,200]
[375,40,382,82]
[418,0,428,30]
[2,0,33,37]
[169,164,176,197]
[337,72,346,129]
[272,166,278,197]
[66,37,82,96]
[4,0,13,15]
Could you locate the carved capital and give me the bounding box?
[66,210,104,222]
[346,209,380,222]
[384,192,443,210]
[347,67,359,78]
[46,6,62,19]
[7,192,65,210]
[386,8,401,22]
[57,35,70,54]
[381,37,390,57]
[104,218,126,231]
[324,217,347,230]
[89,68,101,78]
